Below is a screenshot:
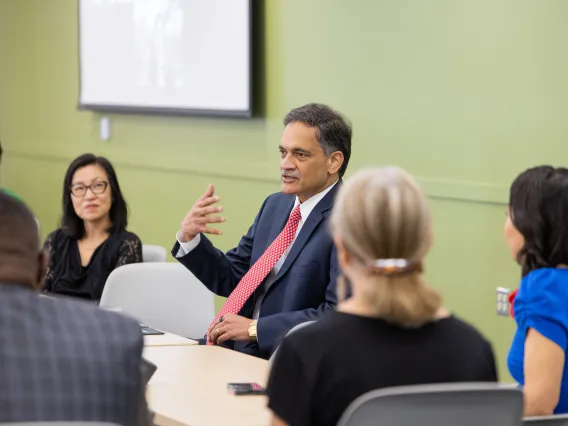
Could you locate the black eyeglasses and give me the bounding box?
[70,181,108,198]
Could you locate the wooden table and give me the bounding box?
[144,332,199,347]
[143,345,271,426]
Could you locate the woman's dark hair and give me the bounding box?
[61,153,128,239]
[509,165,568,276]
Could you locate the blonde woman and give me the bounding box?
[267,167,497,426]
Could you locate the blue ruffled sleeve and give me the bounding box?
[515,268,568,350]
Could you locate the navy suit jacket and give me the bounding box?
[172,183,340,359]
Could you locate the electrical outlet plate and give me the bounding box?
[100,116,111,141]
[496,287,510,317]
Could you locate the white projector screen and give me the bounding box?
[78,0,252,117]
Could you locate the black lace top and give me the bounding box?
[42,228,142,302]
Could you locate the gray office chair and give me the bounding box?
[269,320,316,362]
[141,244,167,262]
[525,415,568,425]
[100,263,215,338]
[337,382,523,426]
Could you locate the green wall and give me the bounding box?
[3,0,568,379]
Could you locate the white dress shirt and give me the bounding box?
[175,180,338,327]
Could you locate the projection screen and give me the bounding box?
[78,0,252,117]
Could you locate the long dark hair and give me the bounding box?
[61,153,128,239]
[509,165,568,276]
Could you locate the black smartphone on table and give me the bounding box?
[140,324,165,335]
[227,382,267,395]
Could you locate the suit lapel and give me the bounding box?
[273,210,324,281]
[273,181,340,282]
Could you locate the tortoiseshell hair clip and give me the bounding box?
[367,259,423,276]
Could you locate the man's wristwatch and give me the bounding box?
[248,320,258,341]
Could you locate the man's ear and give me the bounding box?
[327,151,344,176]
[35,250,48,291]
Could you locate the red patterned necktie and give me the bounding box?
[207,205,302,344]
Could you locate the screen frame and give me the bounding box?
[76,0,254,118]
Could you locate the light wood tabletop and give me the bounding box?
[143,345,271,426]
[144,332,199,347]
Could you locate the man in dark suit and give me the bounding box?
[173,103,352,359]
[0,192,150,426]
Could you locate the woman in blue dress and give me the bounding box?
[506,166,568,416]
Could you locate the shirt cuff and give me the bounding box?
[175,231,201,258]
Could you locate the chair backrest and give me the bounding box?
[525,415,568,425]
[270,320,316,362]
[99,262,215,338]
[337,382,524,426]
[142,244,167,262]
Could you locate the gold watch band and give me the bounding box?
[248,320,258,341]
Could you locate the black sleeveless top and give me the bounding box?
[42,228,142,302]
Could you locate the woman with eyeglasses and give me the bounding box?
[42,153,142,302]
